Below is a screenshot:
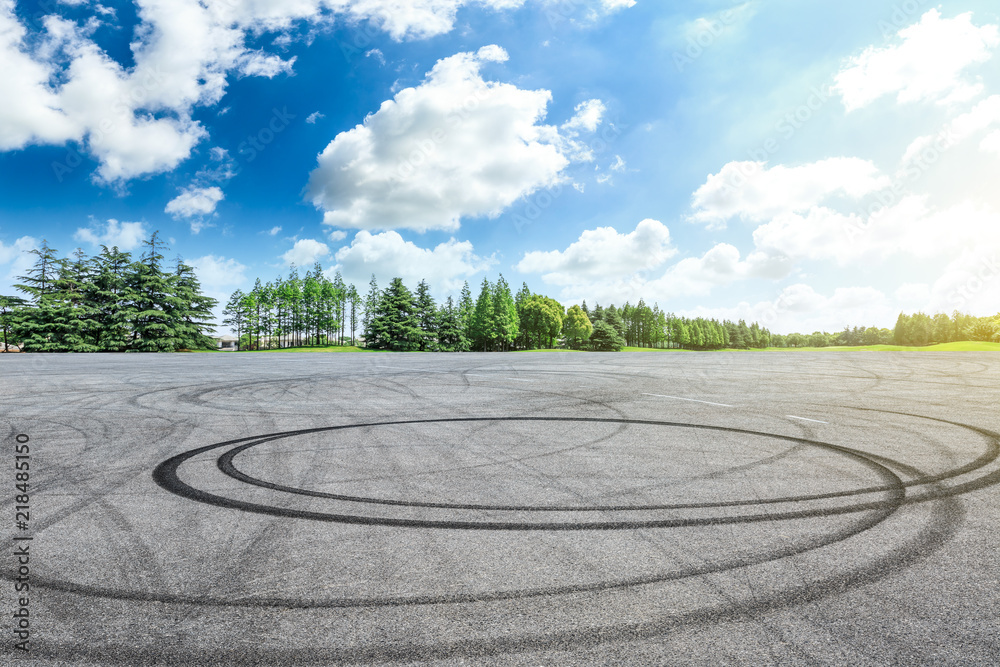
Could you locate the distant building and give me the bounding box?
[216,336,238,351]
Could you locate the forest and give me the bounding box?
[3,238,996,354]
[0,235,217,353]
[222,267,775,352]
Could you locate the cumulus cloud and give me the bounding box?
[833,10,999,111]
[689,158,890,229]
[307,46,600,232]
[188,255,247,289]
[516,219,676,284]
[333,230,495,293]
[73,218,147,250]
[561,99,606,136]
[306,111,325,124]
[0,236,39,281]
[1,0,639,183]
[901,95,1000,165]
[685,284,899,334]
[282,239,331,267]
[165,186,224,233]
[516,219,791,306]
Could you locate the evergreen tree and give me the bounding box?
[469,278,495,351]
[492,275,519,352]
[368,278,421,351]
[0,295,27,352]
[170,259,218,349]
[590,320,626,351]
[347,284,359,346]
[436,296,463,351]
[12,240,68,352]
[90,246,136,351]
[363,274,380,347]
[223,289,246,349]
[413,279,438,351]
[129,233,181,352]
[457,281,474,348]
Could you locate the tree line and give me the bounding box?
[221,273,777,352]
[0,234,217,352]
[769,311,1000,348]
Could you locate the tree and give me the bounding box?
[223,289,247,349]
[469,278,496,351]
[563,304,592,349]
[129,233,182,352]
[0,295,27,352]
[457,281,474,349]
[347,284,360,346]
[362,274,379,348]
[368,278,421,351]
[89,246,136,351]
[520,294,562,349]
[436,296,463,351]
[492,275,519,352]
[170,259,218,349]
[413,279,438,351]
[589,320,626,351]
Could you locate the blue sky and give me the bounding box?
[1,0,999,334]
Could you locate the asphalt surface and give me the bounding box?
[1,350,998,665]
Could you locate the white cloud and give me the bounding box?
[328,230,348,242]
[0,237,39,281]
[282,238,330,267]
[901,95,1000,164]
[188,255,247,289]
[516,220,792,306]
[2,0,635,183]
[165,186,224,221]
[561,98,606,136]
[981,130,1000,155]
[306,111,325,124]
[73,218,147,250]
[689,158,890,229]
[687,284,899,334]
[833,10,1000,111]
[267,226,282,236]
[307,45,592,232]
[516,219,676,284]
[333,230,494,292]
[610,155,626,172]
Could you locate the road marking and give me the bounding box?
[787,415,829,424]
[642,393,734,407]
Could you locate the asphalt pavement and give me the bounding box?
[1,350,998,665]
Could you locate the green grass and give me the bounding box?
[762,341,1000,352]
[620,341,1000,352]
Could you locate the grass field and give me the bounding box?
[190,341,1000,354]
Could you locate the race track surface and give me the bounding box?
[1,351,998,665]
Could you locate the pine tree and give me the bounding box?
[0,295,27,352]
[457,281,474,350]
[436,296,463,351]
[12,240,68,352]
[89,246,136,352]
[368,277,421,351]
[223,289,247,349]
[492,275,519,352]
[363,274,379,347]
[413,279,438,351]
[129,233,181,352]
[170,259,218,350]
[469,278,495,351]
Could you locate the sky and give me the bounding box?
[1,0,999,336]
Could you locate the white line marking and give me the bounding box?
[786,415,829,424]
[642,393,734,407]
